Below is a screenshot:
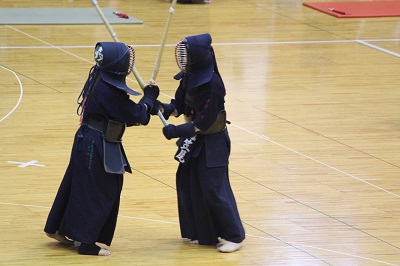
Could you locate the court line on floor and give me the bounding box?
[0,38,400,49]
[356,40,400,58]
[0,65,23,123]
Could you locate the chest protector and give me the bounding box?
[184,87,226,135]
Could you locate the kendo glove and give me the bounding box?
[162,123,196,140]
[139,85,160,111]
[151,100,176,120]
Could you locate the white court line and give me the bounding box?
[7,160,45,167]
[5,25,92,64]
[0,65,23,123]
[0,38,400,49]
[118,215,178,225]
[0,44,165,49]
[0,202,49,209]
[357,40,400,57]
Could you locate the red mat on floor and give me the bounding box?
[303,1,400,18]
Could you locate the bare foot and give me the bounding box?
[46,232,74,245]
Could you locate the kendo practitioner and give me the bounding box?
[153,33,245,252]
[44,42,159,256]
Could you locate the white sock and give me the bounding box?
[217,241,243,253]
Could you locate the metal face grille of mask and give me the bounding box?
[175,40,188,72]
[127,45,135,75]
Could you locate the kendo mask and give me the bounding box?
[94,42,141,96]
[174,33,218,90]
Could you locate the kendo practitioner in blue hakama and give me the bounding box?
[44,42,159,256]
[153,33,245,252]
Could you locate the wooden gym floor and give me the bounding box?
[1,0,400,265]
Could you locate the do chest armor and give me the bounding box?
[184,87,227,134]
[184,87,199,117]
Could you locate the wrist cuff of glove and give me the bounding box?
[176,122,196,138]
[143,85,159,99]
[139,96,156,112]
[161,103,176,120]
[140,85,159,110]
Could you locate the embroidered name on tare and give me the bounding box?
[175,136,197,163]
